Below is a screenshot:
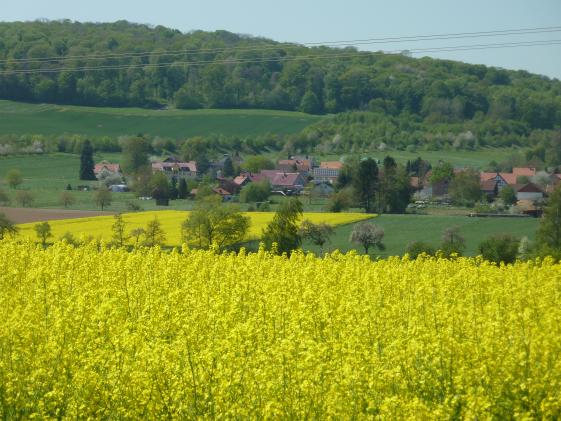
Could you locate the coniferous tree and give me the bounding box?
[169,177,179,200]
[222,157,235,177]
[80,140,96,180]
[177,178,189,199]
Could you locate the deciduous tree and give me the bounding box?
[449,168,482,206]
[130,228,145,248]
[441,226,466,257]
[499,185,517,206]
[0,189,10,205]
[536,185,561,258]
[111,213,128,247]
[120,136,150,175]
[59,191,75,208]
[15,191,34,207]
[34,221,52,246]
[240,180,270,203]
[349,222,385,255]
[405,241,435,259]
[93,187,112,211]
[0,212,18,240]
[478,234,519,264]
[299,220,334,255]
[182,195,250,250]
[6,169,23,189]
[143,218,166,247]
[262,198,303,255]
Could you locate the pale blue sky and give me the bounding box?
[3,0,561,79]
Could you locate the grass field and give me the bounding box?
[321,147,523,169]
[16,210,374,246]
[303,214,539,257]
[0,100,321,138]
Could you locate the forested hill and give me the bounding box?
[0,21,560,124]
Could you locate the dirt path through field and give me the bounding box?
[0,207,114,224]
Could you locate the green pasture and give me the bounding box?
[0,100,321,138]
[319,148,523,169]
[302,214,538,257]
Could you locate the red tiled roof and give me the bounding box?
[233,175,249,185]
[272,172,304,187]
[499,173,517,185]
[512,167,536,177]
[514,183,543,193]
[481,179,498,191]
[480,172,498,182]
[278,159,312,172]
[320,161,343,170]
[94,163,120,174]
[258,170,304,187]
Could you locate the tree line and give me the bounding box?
[2,184,561,263]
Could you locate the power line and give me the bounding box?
[1,25,560,65]
[1,39,559,76]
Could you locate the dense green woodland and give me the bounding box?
[0,20,560,159]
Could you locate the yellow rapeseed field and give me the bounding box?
[1,240,560,418]
[15,210,373,246]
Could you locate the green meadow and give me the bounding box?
[0,100,322,138]
[302,214,538,257]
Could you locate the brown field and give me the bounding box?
[0,207,114,224]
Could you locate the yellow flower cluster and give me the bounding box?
[1,240,560,418]
[16,210,373,246]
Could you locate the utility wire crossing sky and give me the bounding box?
[2,0,560,79]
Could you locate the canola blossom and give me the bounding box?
[1,240,561,418]
[15,210,374,246]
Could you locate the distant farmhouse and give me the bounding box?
[251,170,306,195]
[411,166,551,204]
[312,161,343,183]
[94,161,121,178]
[152,157,198,179]
[277,158,314,176]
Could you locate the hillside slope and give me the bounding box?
[0,21,560,158]
[0,21,560,123]
[0,100,320,138]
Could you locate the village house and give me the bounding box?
[152,157,198,179]
[480,179,499,200]
[514,182,544,201]
[212,187,234,201]
[277,157,313,176]
[410,170,453,200]
[480,167,537,191]
[312,161,343,183]
[480,172,512,190]
[94,161,121,178]
[233,174,251,188]
[216,177,241,195]
[310,180,335,197]
[254,170,306,194]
